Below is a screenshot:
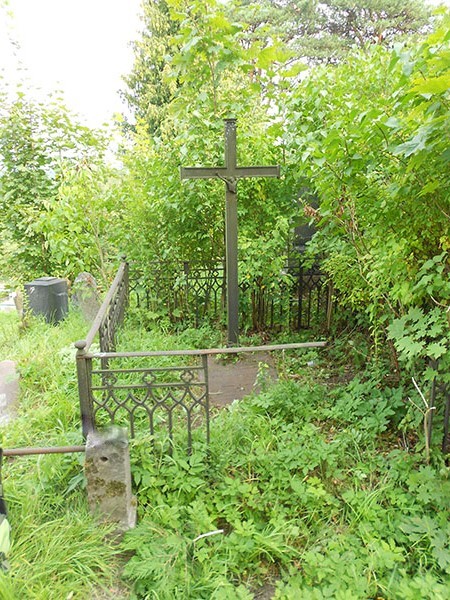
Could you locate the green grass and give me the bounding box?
[0,311,86,448]
[123,378,450,599]
[0,312,449,599]
[0,311,124,599]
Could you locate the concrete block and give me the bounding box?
[85,427,136,532]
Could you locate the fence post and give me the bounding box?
[202,354,210,446]
[326,281,334,332]
[75,340,95,438]
[85,427,136,532]
[297,265,304,330]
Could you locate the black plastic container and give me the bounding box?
[24,277,68,324]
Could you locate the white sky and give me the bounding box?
[0,0,142,127]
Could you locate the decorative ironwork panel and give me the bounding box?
[89,355,209,453]
[129,257,330,332]
[287,263,330,330]
[129,260,225,326]
[98,264,129,353]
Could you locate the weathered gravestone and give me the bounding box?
[72,272,100,322]
[0,285,15,314]
[85,427,136,532]
[0,361,19,425]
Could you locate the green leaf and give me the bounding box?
[280,62,308,78]
[384,116,402,129]
[419,180,440,196]
[255,45,289,70]
[426,342,448,359]
[396,337,425,357]
[393,130,429,157]
[387,316,407,341]
[412,73,450,95]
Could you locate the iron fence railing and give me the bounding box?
[88,354,210,451]
[75,260,450,456]
[75,261,129,436]
[129,260,225,328]
[129,258,331,332]
[76,339,327,453]
[74,259,328,451]
[78,261,129,355]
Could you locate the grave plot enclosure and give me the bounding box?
[75,260,450,455]
[130,257,330,332]
[75,260,329,450]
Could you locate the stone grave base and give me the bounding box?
[207,351,277,407]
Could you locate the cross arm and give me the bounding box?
[235,166,280,178]
[180,165,280,180]
[180,166,229,180]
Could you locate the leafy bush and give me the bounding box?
[284,12,450,381]
[0,88,110,281]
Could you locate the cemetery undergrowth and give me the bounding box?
[1,312,449,598]
[122,341,450,599]
[0,4,449,599]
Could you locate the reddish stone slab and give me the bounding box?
[207,351,277,407]
[0,360,19,425]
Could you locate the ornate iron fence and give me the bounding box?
[75,260,450,457]
[76,338,326,453]
[129,261,225,328]
[75,259,328,451]
[75,261,129,435]
[88,353,210,452]
[129,257,331,332]
[98,264,128,353]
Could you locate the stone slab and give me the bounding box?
[0,284,16,313]
[207,351,277,407]
[85,427,136,532]
[72,272,101,322]
[0,360,19,425]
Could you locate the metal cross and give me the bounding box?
[180,118,280,345]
